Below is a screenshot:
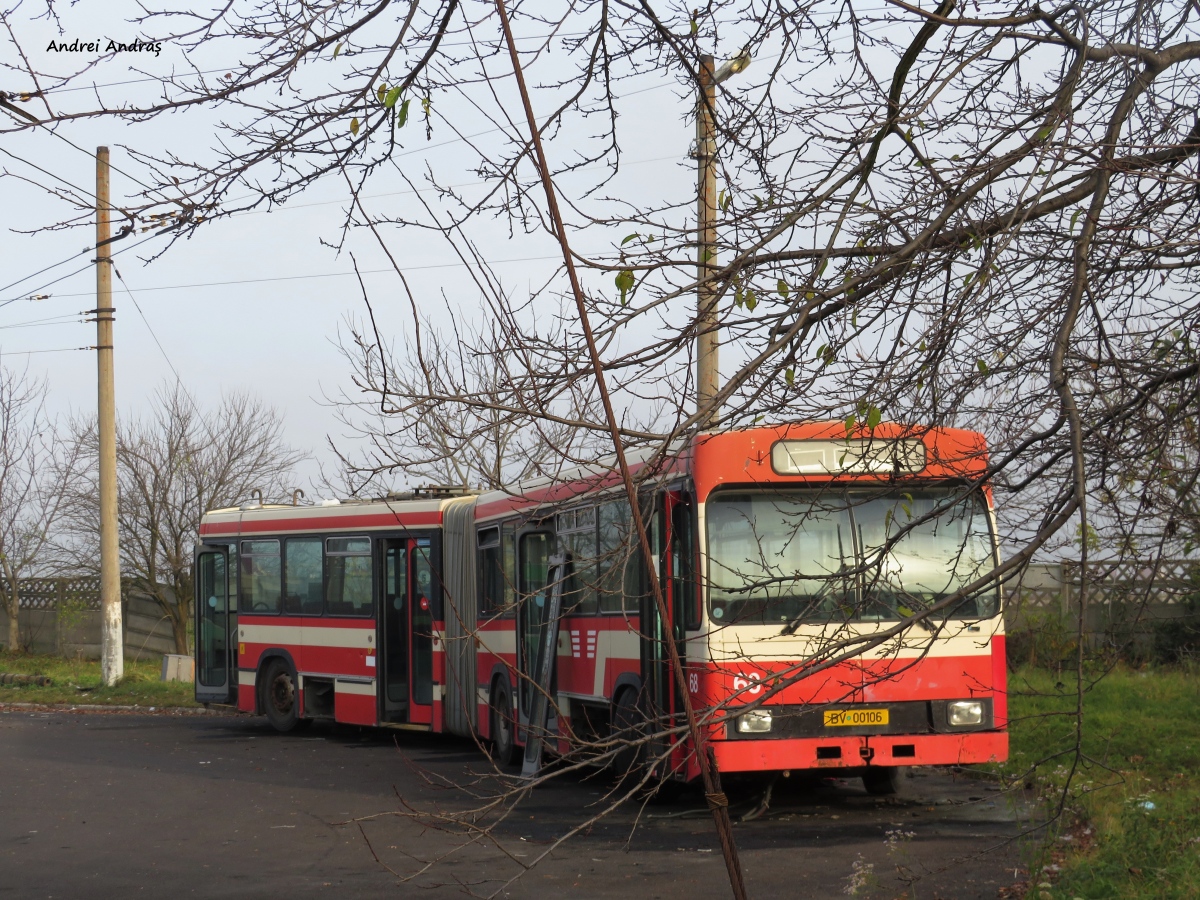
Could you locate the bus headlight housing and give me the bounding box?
[947,700,983,727]
[737,709,773,734]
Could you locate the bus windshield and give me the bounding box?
[706,488,998,627]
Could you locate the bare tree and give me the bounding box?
[333,312,607,492]
[0,364,73,652]
[62,384,305,654]
[6,0,1200,892]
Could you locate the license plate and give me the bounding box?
[824,708,889,727]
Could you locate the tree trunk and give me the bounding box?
[6,599,17,653]
[1,562,20,653]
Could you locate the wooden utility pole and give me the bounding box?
[695,53,719,429]
[694,50,749,428]
[95,146,123,686]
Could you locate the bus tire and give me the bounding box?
[262,659,302,733]
[862,766,902,796]
[611,687,645,777]
[490,680,516,768]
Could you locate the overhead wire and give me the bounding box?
[0,246,92,296]
[44,249,617,300]
[24,19,816,98]
[0,145,97,202]
[0,20,862,310]
[40,126,165,197]
[0,229,169,310]
[113,265,280,458]
[113,267,185,387]
[0,142,680,307]
[0,345,91,356]
[31,31,607,97]
[1,65,688,298]
[0,312,86,330]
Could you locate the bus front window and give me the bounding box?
[707,492,854,626]
[706,488,998,626]
[851,491,998,620]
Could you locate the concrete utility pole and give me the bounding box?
[694,50,749,429]
[95,146,123,686]
[695,54,719,428]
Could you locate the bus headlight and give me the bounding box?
[737,709,773,734]
[947,700,983,726]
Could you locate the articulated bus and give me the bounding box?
[194,422,1007,792]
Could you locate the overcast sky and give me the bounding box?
[1,2,729,492]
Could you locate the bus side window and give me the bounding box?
[598,499,632,614]
[479,522,518,616]
[326,537,373,616]
[501,522,516,613]
[632,501,665,615]
[239,540,281,614]
[557,506,599,615]
[478,526,501,615]
[519,532,552,599]
[284,538,323,616]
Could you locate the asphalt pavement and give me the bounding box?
[0,708,1031,898]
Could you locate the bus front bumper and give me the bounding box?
[704,731,1008,777]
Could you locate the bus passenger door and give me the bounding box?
[381,541,409,722]
[380,538,435,725]
[642,493,689,774]
[195,544,236,705]
[516,532,553,736]
[409,539,435,724]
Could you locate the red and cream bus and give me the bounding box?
[194,422,1007,791]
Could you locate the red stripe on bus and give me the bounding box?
[200,510,443,536]
[473,456,686,519]
[238,614,374,629]
[991,634,1007,728]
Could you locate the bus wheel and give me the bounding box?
[862,767,902,796]
[490,681,516,768]
[262,659,301,733]
[611,688,645,777]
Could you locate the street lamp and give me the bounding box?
[695,49,750,428]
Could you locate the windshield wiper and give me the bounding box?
[781,523,849,636]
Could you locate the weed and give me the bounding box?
[1001,667,1200,899]
[0,649,197,707]
[843,854,877,897]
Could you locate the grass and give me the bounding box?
[0,649,199,708]
[1002,666,1200,899]
[2,652,1195,895]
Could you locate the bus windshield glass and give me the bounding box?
[706,488,998,626]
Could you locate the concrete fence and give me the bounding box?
[0,577,181,660]
[4,561,1194,662]
[1004,559,1197,655]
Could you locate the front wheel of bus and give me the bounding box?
[490,681,516,768]
[262,659,301,733]
[862,766,903,796]
[611,688,646,778]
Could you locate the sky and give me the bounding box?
[1,2,722,492]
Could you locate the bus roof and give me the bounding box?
[199,495,455,538]
[198,423,988,537]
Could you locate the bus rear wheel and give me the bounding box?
[610,688,645,778]
[490,681,516,768]
[262,659,302,733]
